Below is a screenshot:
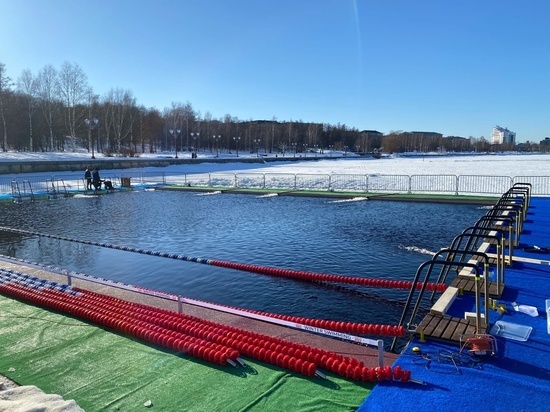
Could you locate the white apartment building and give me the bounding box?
[491,126,516,145]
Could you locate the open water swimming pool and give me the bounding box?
[0,190,487,335]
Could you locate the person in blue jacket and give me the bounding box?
[92,167,101,190]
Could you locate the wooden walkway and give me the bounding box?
[415,313,478,343]
[416,274,502,344]
[450,275,505,299]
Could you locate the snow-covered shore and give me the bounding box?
[2,151,550,178]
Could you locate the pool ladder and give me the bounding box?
[390,183,531,352]
[11,179,34,203]
[47,179,69,199]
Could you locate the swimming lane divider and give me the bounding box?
[0,253,405,344]
[0,268,415,383]
[0,226,446,292]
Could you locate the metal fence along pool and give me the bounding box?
[3,172,550,199]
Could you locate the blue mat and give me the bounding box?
[512,197,550,260]
[359,197,550,411]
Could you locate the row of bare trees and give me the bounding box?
[0,60,381,156]
[0,61,156,154]
[0,61,541,157]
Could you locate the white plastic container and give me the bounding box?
[490,320,533,341]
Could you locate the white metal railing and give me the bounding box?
[410,174,457,194]
[329,174,367,192]
[366,174,410,193]
[263,173,297,190]
[457,175,513,195]
[1,173,550,199]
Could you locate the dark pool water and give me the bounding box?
[0,190,486,333]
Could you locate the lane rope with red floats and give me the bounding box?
[0,253,406,339]
[0,226,446,292]
[0,268,418,384]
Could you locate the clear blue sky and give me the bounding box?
[1,0,548,142]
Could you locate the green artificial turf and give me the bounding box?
[0,295,372,411]
[159,185,498,205]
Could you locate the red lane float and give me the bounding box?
[73,285,407,340]
[0,283,236,366]
[71,288,318,376]
[131,291,408,338]
[0,280,412,383]
[209,259,446,292]
[71,288,412,383]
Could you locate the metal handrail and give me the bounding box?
[430,247,494,302]
[390,260,481,352]
[10,179,34,203]
[2,173,550,198]
[431,248,491,324]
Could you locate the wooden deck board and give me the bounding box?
[441,319,460,340]
[432,316,452,338]
[417,314,441,336]
[416,313,477,344]
[450,275,505,298]
[450,320,467,341]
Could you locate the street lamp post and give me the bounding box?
[190,132,200,158]
[314,144,318,158]
[303,143,307,157]
[329,144,333,157]
[213,135,221,157]
[233,136,241,157]
[292,142,297,157]
[253,139,261,157]
[85,117,99,159]
[169,128,181,158]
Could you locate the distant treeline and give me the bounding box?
[0,61,541,156]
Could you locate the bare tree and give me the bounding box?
[17,69,39,151]
[84,88,99,155]
[288,120,293,146]
[0,62,13,151]
[270,116,277,153]
[204,111,212,152]
[136,105,147,153]
[57,61,89,149]
[103,87,136,152]
[164,101,188,154]
[223,114,232,152]
[36,65,59,150]
[307,122,319,149]
[232,115,240,146]
[181,102,195,151]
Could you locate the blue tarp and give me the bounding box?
[360,197,550,411]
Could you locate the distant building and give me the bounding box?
[360,130,383,138]
[358,130,383,152]
[491,126,516,145]
[403,131,443,151]
[443,136,470,151]
[409,131,443,139]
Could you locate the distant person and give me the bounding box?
[92,167,101,190]
[103,179,114,190]
[84,166,92,190]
